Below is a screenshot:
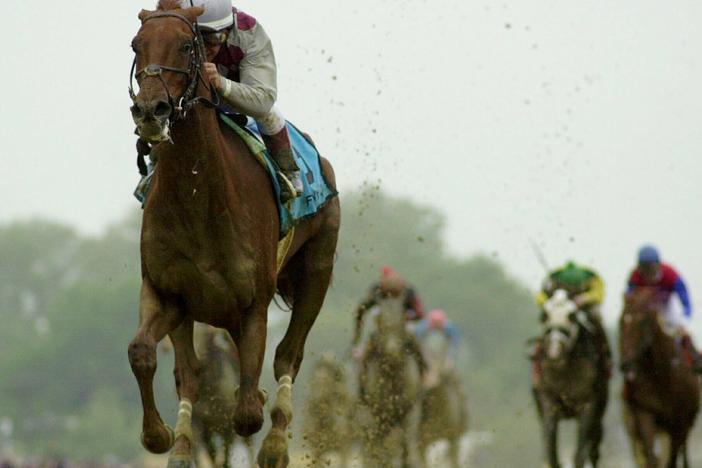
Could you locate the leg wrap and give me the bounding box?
[174,399,193,441]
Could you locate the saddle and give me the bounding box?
[134,109,338,240]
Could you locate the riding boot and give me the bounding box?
[681,334,702,373]
[261,127,303,203]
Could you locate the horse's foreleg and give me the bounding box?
[229,307,267,438]
[540,402,560,468]
[635,410,658,468]
[128,280,183,454]
[167,319,201,468]
[574,404,596,468]
[667,435,687,468]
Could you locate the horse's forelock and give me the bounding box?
[157,0,183,10]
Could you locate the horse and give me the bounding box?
[531,289,610,468]
[191,325,254,467]
[302,353,352,467]
[358,292,424,467]
[417,331,468,468]
[619,288,700,468]
[126,3,340,467]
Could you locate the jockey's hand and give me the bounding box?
[574,294,588,308]
[203,63,224,91]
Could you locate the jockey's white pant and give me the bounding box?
[660,295,690,334]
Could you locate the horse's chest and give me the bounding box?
[542,359,596,407]
[144,243,256,316]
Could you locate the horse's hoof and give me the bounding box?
[140,424,174,454]
[166,455,192,468]
[257,429,290,468]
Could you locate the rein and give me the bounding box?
[129,11,219,125]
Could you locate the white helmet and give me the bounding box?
[179,0,234,31]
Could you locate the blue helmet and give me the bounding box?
[638,245,660,264]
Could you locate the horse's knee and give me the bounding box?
[129,338,157,377]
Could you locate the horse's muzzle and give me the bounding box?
[131,98,173,143]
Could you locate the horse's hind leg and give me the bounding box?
[168,319,202,467]
[128,280,183,454]
[258,228,338,468]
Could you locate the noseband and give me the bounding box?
[129,11,218,123]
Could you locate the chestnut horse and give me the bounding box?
[126,3,340,468]
[619,289,699,468]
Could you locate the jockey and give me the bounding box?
[351,266,425,354]
[182,0,302,201]
[627,245,702,371]
[532,261,611,379]
[415,309,461,368]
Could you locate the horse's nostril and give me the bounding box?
[131,104,144,119]
[154,101,172,118]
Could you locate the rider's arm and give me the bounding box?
[445,323,461,352]
[218,16,278,119]
[353,286,378,345]
[404,287,425,320]
[625,269,639,295]
[673,276,693,318]
[576,275,605,307]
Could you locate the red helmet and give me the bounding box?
[428,309,448,329]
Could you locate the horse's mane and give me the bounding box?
[623,288,657,316]
[157,0,183,11]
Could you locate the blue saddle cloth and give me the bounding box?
[218,113,337,238]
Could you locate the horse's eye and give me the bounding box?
[180,42,192,54]
[131,40,140,53]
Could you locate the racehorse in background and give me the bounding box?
[417,330,468,468]
[302,353,352,467]
[191,325,254,467]
[358,281,425,467]
[126,3,340,467]
[532,290,610,468]
[619,288,699,468]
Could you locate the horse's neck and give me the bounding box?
[154,106,234,211]
[652,319,676,365]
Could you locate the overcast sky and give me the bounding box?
[2,0,701,331]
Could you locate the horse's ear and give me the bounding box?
[138,9,154,23]
[182,6,205,23]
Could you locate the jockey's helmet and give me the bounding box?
[180,0,234,31]
[381,265,396,279]
[558,261,590,288]
[638,245,660,265]
[428,309,448,329]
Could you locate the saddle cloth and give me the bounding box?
[218,113,337,238]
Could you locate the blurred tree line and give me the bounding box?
[0,188,545,464]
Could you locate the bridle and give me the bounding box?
[128,11,219,124]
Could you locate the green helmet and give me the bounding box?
[554,261,592,288]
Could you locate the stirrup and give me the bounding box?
[277,171,301,203]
